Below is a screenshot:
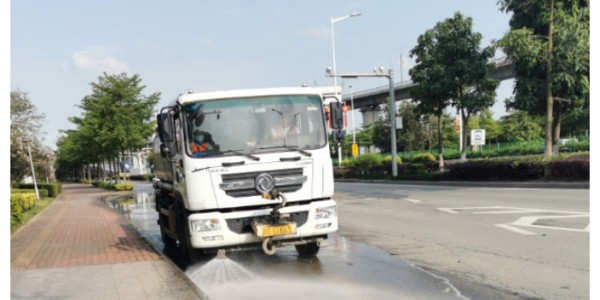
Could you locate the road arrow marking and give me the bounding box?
[494,224,536,236]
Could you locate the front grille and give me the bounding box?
[220,168,305,197]
[225,211,309,234]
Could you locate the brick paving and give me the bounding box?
[10,183,205,299]
[11,184,160,271]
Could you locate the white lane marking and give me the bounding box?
[405,198,421,203]
[511,215,590,233]
[437,208,459,214]
[439,206,589,235]
[438,206,587,215]
[494,224,536,235]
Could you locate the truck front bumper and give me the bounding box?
[186,199,338,249]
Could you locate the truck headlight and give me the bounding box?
[190,219,221,232]
[315,206,337,220]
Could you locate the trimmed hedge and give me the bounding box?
[92,181,134,191]
[445,160,545,181]
[12,189,49,198]
[11,193,37,211]
[18,183,62,197]
[335,153,589,182]
[128,174,154,181]
[11,198,23,227]
[545,155,589,180]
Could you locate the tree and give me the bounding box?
[396,102,428,152]
[10,90,47,184]
[56,73,160,182]
[410,12,498,167]
[498,0,589,156]
[475,109,502,144]
[497,111,543,142]
[371,119,392,154]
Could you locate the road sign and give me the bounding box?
[470,129,486,146]
[352,143,358,157]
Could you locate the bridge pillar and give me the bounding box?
[359,105,383,154]
[360,105,382,125]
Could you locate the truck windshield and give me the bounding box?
[183,95,327,158]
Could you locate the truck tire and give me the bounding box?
[295,242,320,256]
[177,206,199,263]
[159,214,176,248]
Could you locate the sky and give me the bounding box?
[9,0,520,150]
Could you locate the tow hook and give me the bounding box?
[262,237,276,255]
[257,190,289,256]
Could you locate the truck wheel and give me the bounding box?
[177,208,199,263]
[159,214,176,248]
[295,242,320,256]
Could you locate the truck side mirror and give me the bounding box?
[157,107,177,158]
[329,102,344,130]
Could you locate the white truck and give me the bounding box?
[152,87,345,261]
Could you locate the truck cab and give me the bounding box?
[153,87,344,261]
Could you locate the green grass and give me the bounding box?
[11,197,55,235]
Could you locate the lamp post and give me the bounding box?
[330,12,361,166]
[330,13,362,88]
[326,67,398,177]
[22,138,40,200]
[350,85,357,157]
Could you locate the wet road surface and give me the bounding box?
[104,185,470,300]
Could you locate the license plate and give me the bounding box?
[253,222,297,238]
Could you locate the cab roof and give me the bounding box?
[174,87,326,106]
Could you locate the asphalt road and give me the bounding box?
[115,181,589,299]
[114,183,471,299]
[334,182,590,300]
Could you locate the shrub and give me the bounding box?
[446,159,545,181]
[11,198,23,228]
[92,181,134,191]
[333,167,356,179]
[18,183,61,197]
[11,193,37,211]
[353,153,383,174]
[11,189,49,198]
[411,153,436,163]
[546,159,589,180]
[383,155,402,164]
[341,159,355,169]
[114,184,134,191]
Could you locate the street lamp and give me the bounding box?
[349,85,357,157]
[330,12,362,89]
[330,12,361,166]
[326,67,398,177]
[22,138,40,200]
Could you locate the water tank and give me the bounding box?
[152,136,176,183]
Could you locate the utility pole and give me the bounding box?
[326,67,398,177]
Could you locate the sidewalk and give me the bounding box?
[10,183,205,299]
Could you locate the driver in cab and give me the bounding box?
[191,130,217,157]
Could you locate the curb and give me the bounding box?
[103,194,209,300]
[334,179,589,189]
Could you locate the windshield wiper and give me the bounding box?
[220,150,260,161]
[257,146,312,157]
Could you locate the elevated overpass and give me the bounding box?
[340,58,515,125]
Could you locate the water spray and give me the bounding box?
[216,249,227,260]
